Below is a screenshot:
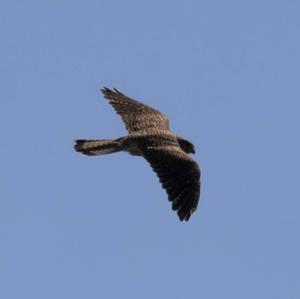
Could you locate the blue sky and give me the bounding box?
[1,1,299,298]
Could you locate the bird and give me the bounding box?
[74,88,201,221]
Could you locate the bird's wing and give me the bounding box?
[101,88,170,133]
[142,145,201,221]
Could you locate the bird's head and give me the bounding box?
[177,137,195,154]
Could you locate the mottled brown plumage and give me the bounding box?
[74,88,201,221]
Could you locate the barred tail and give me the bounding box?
[74,138,123,156]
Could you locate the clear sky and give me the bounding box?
[1,1,299,298]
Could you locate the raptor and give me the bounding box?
[74,88,201,221]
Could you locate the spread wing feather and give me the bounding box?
[101,88,170,133]
[142,146,201,221]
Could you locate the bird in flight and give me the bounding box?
[74,88,201,221]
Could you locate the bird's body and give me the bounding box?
[74,88,201,221]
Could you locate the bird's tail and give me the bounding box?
[74,138,123,156]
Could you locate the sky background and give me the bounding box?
[1,1,299,298]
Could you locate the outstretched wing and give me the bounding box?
[142,145,201,221]
[101,88,170,133]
